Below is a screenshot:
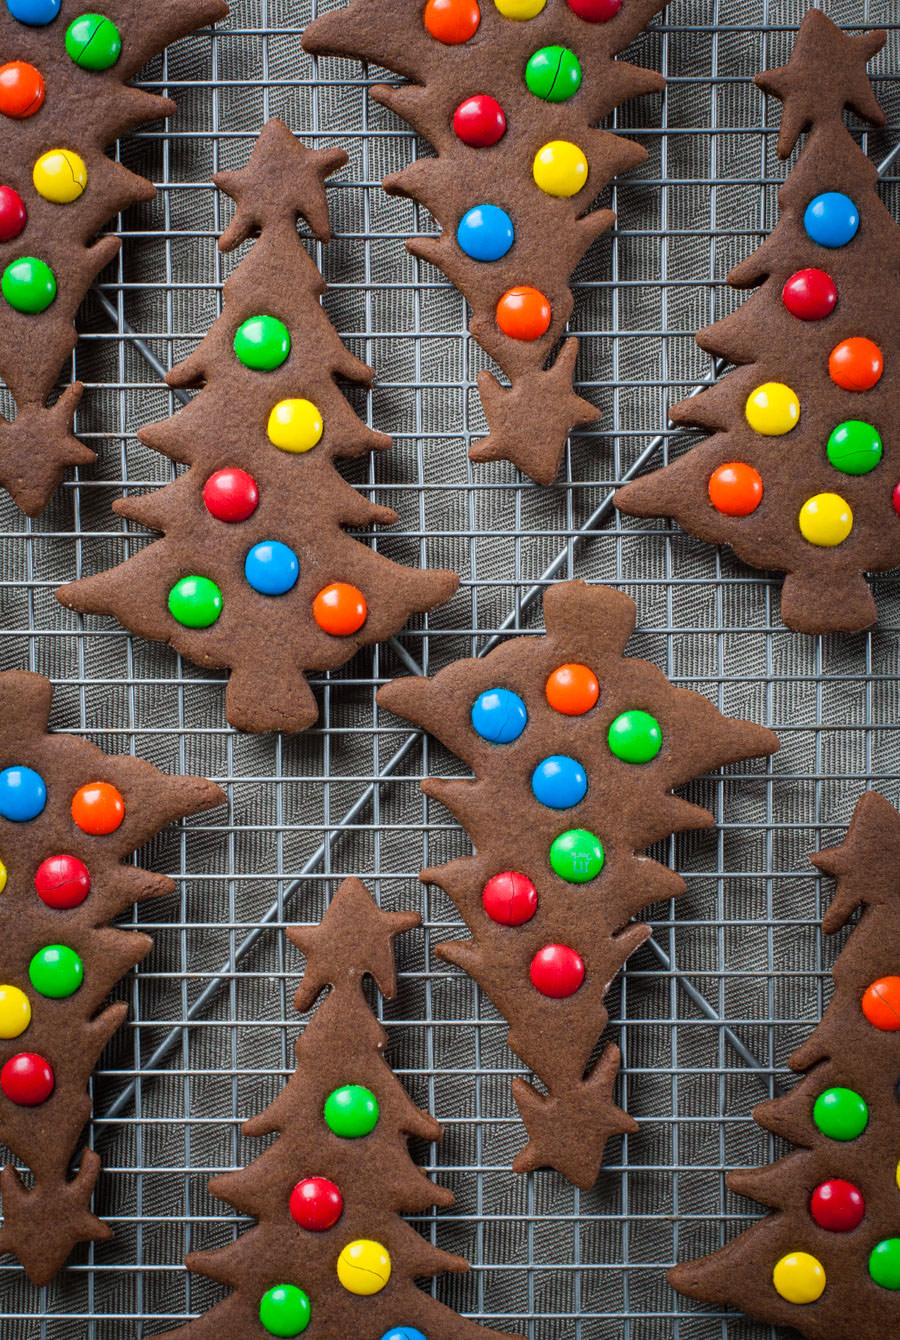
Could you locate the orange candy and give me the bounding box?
[861,976,900,1031]
[496,286,552,341]
[546,663,599,715]
[0,62,45,120]
[829,336,883,392]
[708,461,763,516]
[423,0,480,43]
[314,583,367,636]
[71,781,125,835]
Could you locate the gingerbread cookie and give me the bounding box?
[616,11,898,635]
[57,120,459,735]
[377,580,778,1187]
[304,0,667,485]
[0,670,223,1285]
[0,0,228,517]
[670,791,900,1338]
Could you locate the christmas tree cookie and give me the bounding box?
[57,120,458,734]
[670,791,900,1338]
[0,0,228,516]
[0,670,223,1285]
[304,0,667,485]
[617,11,898,634]
[377,580,778,1187]
[164,877,519,1339]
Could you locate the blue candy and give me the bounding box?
[380,1330,427,1340]
[471,688,527,743]
[244,540,299,596]
[456,204,515,261]
[0,765,47,821]
[531,755,587,809]
[6,0,61,23]
[804,192,859,249]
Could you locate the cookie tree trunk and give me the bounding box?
[0,0,227,516]
[617,11,898,634]
[671,791,900,1340]
[304,0,665,485]
[164,878,517,1339]
[58,120,458,735]
[377,581,777,1188]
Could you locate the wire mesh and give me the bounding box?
[1,0,899,1335]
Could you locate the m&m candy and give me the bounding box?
[826,421,881,476]
[482,871,538,925]
[380,1330,427,1340]
[2,257,57,314]
[549,828,604,882]
[608,710,662,763]
[289,1176,343,1232]
[781,268,837,321]
[0,186,27,243]
[324,1083,379,1137]
[0,765,46,821]
[0,859,6,893]
[829,336,883,392]
[457,204,514,262]
[423,0,480,43]
[337,1239,392,1296]
[530,943,585,998]
[471,687,527,743]
[893,481,900,518]
[0,1051,54,1105]
[545,663,599,715]
[813,1086,868,1140]
[33,149,88,205]
[0,985,31,1040]
[566,0,621,17]
[29,944,83,998]
[809,1178,864,1232]
[34,854,91,909]
[496,286,551,341]
[234,314,291,371]
[65,13,123,71]
[313,583,367,636]
[772,1251,826,1304]
[267,398,324,453]
[745,383,800,436]
[203,467,259,522]
[861,975,900,1030]
[0,62,45,119]
[532,141,588,198]
[258,1283,311,1337]
[870,1239,900,1290]
[168,575,223,628]
[525,46,582,103]
[804,192,859,248]
[244,541,299,597]
[494,0,546,15]
[71,781,124,835]
[798,493,852,547]
[453,94,506,148]
[531,755,587,809]
[708,462,763,516]
[6,0,61,23]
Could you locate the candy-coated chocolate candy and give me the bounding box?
[380,1329,427,1340]
[549,828,604,882]
[168,575,223,628]
[2,256,57,313]
[531,755,587,809]
[0,859,6,893]
[809,1178,864,1232]
[33,149,88,205]
[708,461,763,516]
[781,268,837,321]
[0,1051,54,1105]
[482,871,538,925]
[289,1176,343,1231]
[798,493,852,547]
[203,467,259,522]
[894,482,900,519]
[244,540,300,596]
[496,286,551,341]
[897,1159,900,1191]
[234,314,291,371]
[313,582,367,636]
[337,1239,391,1295]
[457,204,514,261]
[34,853,91,909]
[745,382,800,436]
[813,1086,868,1140]
[423,0,480,43]
[608,709,662,763]
[0,185,27,243]
[6,0,62,23]
[804,191,859,248]
[566,0,620,16]
[525,46,582,103]
[258,1283,311,1337]
[494,0,545,17]
[324,1083,379,1137]
[772,1251,825,1304]
[532,140,588,198]
[861,975,900,1030]
[829,336,883,392]
[65,13,122,71]
[545,663,599,715]
[530,943,585,998]
[869,1239,900,1291]
[0,62,45,119]
[0,985,31,1040]
[267,398,323,453]
[826,420,881,476]
[470,687,527,743]
[29,944,83,998]
[453,93,506,148]
[0,765,46,821]
[71,780,124,835]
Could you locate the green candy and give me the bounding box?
[65,14,122,71]
[608,709,663,764]
[525,46,582,103]
[869,1239,900,1291]
[258,1284,311,1337]
[234,314,291,371]
[168,576,223,629]
[323,1083,379,1137]
[2,257,57,314]
[549,828,604,883]
[29,944,83,999]
[826,419,882,475]
[812,1086,868,1141]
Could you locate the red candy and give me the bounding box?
[453,94,506,148]
[34,853,91,909]
[829,336,883,392]
[424,0,480,43]
[0,185,27,243]
[530,944,585,998]
[289,1176,344,1231]
[861,976,900,1031]
[566,0,621,19]
[203,467,259,523]
[893,482,900,518]
[1,1052,54,1105]
[482,871,538,926]
[782,268,837,321]
[71,781,125,835]
[809,1178,865,1232]
[0,62,45,119]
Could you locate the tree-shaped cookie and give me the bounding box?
[304,0,666,485]
[377,580,778,1188]
[165,877,518,1339]
[670,791,900,1337]
[0,0,228,516]
[0,670,222,1285]
[57,120,458,735]
[616,11,898,635]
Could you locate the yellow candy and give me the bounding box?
[896,1158,900,1191]
[798,492,853,547]
[336,1239,392,1296]
[0,858,6,894]
[267,398,324,453]
[33,149,88,205]
[532,141,589,198]
[494,0,546,15]
[773,1251,826,1304]
[0,984,31,1040]
[745,382,800,436]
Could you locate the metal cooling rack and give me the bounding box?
[1,0,899,1335]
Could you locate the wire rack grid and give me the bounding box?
[1,0,899,1335]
